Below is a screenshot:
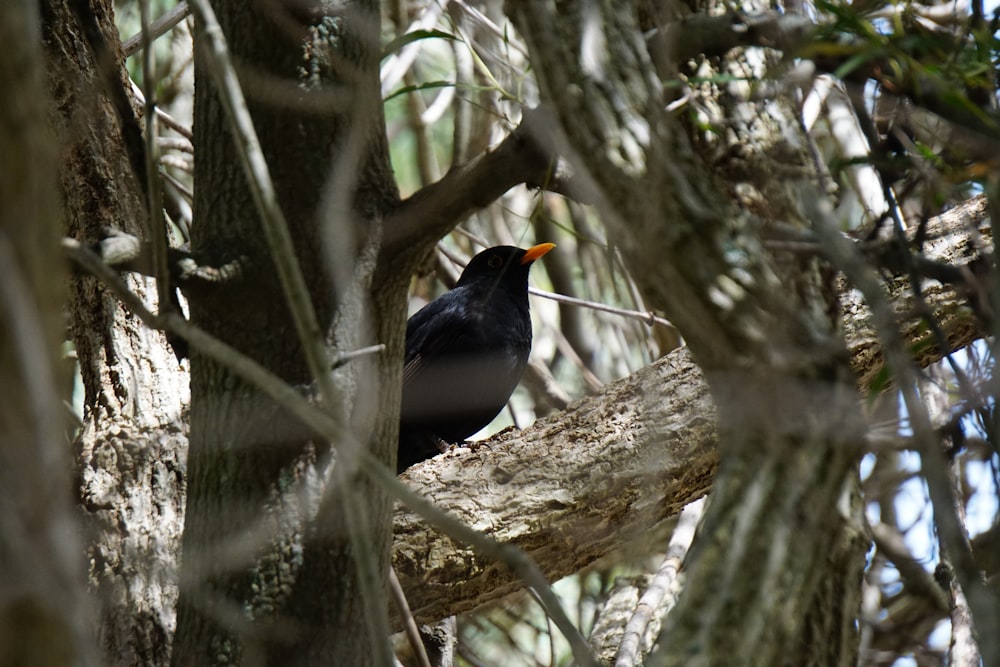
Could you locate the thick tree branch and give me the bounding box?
[382,108,593,259]
[391,195,992,625]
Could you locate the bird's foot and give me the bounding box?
[433,436,452,455]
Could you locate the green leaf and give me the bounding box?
[833,46,886,80]
[383,80,456,102]
[381,29,458,60]
[384,79,501,103]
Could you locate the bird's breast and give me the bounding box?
[399,299,532,443]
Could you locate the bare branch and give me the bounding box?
[383,108,595,258]
[614,498,706,666]
[122,1,191,57]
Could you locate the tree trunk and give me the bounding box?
[508,2,870,663]
[41,1,188,664]
[172,1,404,664]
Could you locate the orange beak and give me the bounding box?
[520,242,556,265]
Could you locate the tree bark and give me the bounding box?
[40,1,188,664]
[501,2,956,664]
[172,1,405,664]
[392,195,989,626]
[0,3,95,665]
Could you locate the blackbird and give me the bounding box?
[397,243,556,473]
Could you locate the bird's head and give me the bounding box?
[455,243,556,291]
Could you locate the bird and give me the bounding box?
[397,243,556,473]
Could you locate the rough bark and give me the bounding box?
[40,1,189,664]
[501,2,950,664]
[396,347,716,623]
[172,1,404,664]
[844,195,991,391]
[393,196,989,626]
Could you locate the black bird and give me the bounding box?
[397,243,556,473]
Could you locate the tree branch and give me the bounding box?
[649,11,814,69]
[382,108,595,259]
[69,229,248,289]
[391,194,992,625]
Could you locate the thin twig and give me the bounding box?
[440,238,678,329]
[938,562,982,667]
[870,521,950,614]
[530,286,675,330]
[139,0,172,315]
[550,323,603,391]
[130,80,194,141]
[158,136,194,154]
[388,567,433,667]
[331,344,386,370]
[615,497,706,667]
[162,169,193,200]
[122,1,191,57]
[160,154,193,175]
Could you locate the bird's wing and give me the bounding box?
[402,290,480,386]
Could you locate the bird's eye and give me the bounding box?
[487,255,503,269]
